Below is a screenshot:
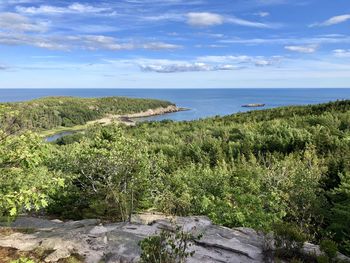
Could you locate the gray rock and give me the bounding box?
[0,215,349,263]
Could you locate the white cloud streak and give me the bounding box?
[0,12,48,32]
[197,55,282,66]
[138,55,280,73]
[311,14,350,27]
[186,12,275,28]
[284,45,318,53]
[255,11,270,17]
[220,35,350,45]
[186,12,224,26]
[140,62,240,73]
[16,3,113,15]
[227,16,273,28]
[333,49,350,57]
[0,32,182,51]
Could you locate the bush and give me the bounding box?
[139,225,196,263]
[274,222,308,258]
[10,258,36,263]
[317,255,330,263]
[320,239,338,259]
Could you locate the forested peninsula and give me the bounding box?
[1,98,350,263]
[0,96,177,135]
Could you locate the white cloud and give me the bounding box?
[16,3,112,15]
[186,12,275,28]
[0,32,182,51]
[197,55,282,66]
[0,12,48,32]
[311,14,350,27]
[78,36,182,51]
[138,54,280,73]
[284,45,318,53]
[256,0,288,5]
[0,32,69,50]
[4,0,42,4]
[217,64,238,70]
[140,61,240,73]
[141,62,209,73]
[255,11,270,17]
[254,59,273,66]
[333,49,350,57]
[142,13,184,22]
[142,42,182,50]
[186,12,224,26]
[197,55,251,63]
[75,35,134,51]
[220,35,350,45]
[227,16,273,28]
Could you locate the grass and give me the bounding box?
[39,125,86,138]
[0,247,84,263]
[0,227,36,236]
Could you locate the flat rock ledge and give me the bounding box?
[0,214,348,263]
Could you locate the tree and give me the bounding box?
[48,125,153,221]
[327,172,350,255]
[0,131,64,220]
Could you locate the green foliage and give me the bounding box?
[47,125,157,221]
[139,226,195,263]
[0,96,173,133]
[10,257,36,263]
[317,255,330,263]
[3,99,350,258]
[43,99,350,255]
[124,100,350,254]
[274,222,308,258]
[320,239,338,260]
[326,172,350,256]
[0,132,64,219]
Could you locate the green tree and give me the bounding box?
[0,131,64,219]
[48,125,153,221]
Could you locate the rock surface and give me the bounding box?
[0,214,348,263]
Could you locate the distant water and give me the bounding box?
[1,88,350,121]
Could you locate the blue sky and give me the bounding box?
[0,0,349,88]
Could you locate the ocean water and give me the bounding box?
[1,88,350,121]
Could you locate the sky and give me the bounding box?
[0,0,349,89]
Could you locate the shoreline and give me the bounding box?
[43,105,188,140]
[87,105,188,126]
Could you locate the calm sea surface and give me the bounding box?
[1,88,350,121]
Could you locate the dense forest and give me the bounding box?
[1,99,350,262]
[0,96,173,133]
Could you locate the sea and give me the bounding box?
[1,88,350,122]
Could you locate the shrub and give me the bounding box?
[139,225,196,263]
[320,239,338,260]
[317,255,330,263]
[274,222,308,258]
[10,258,36,263]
